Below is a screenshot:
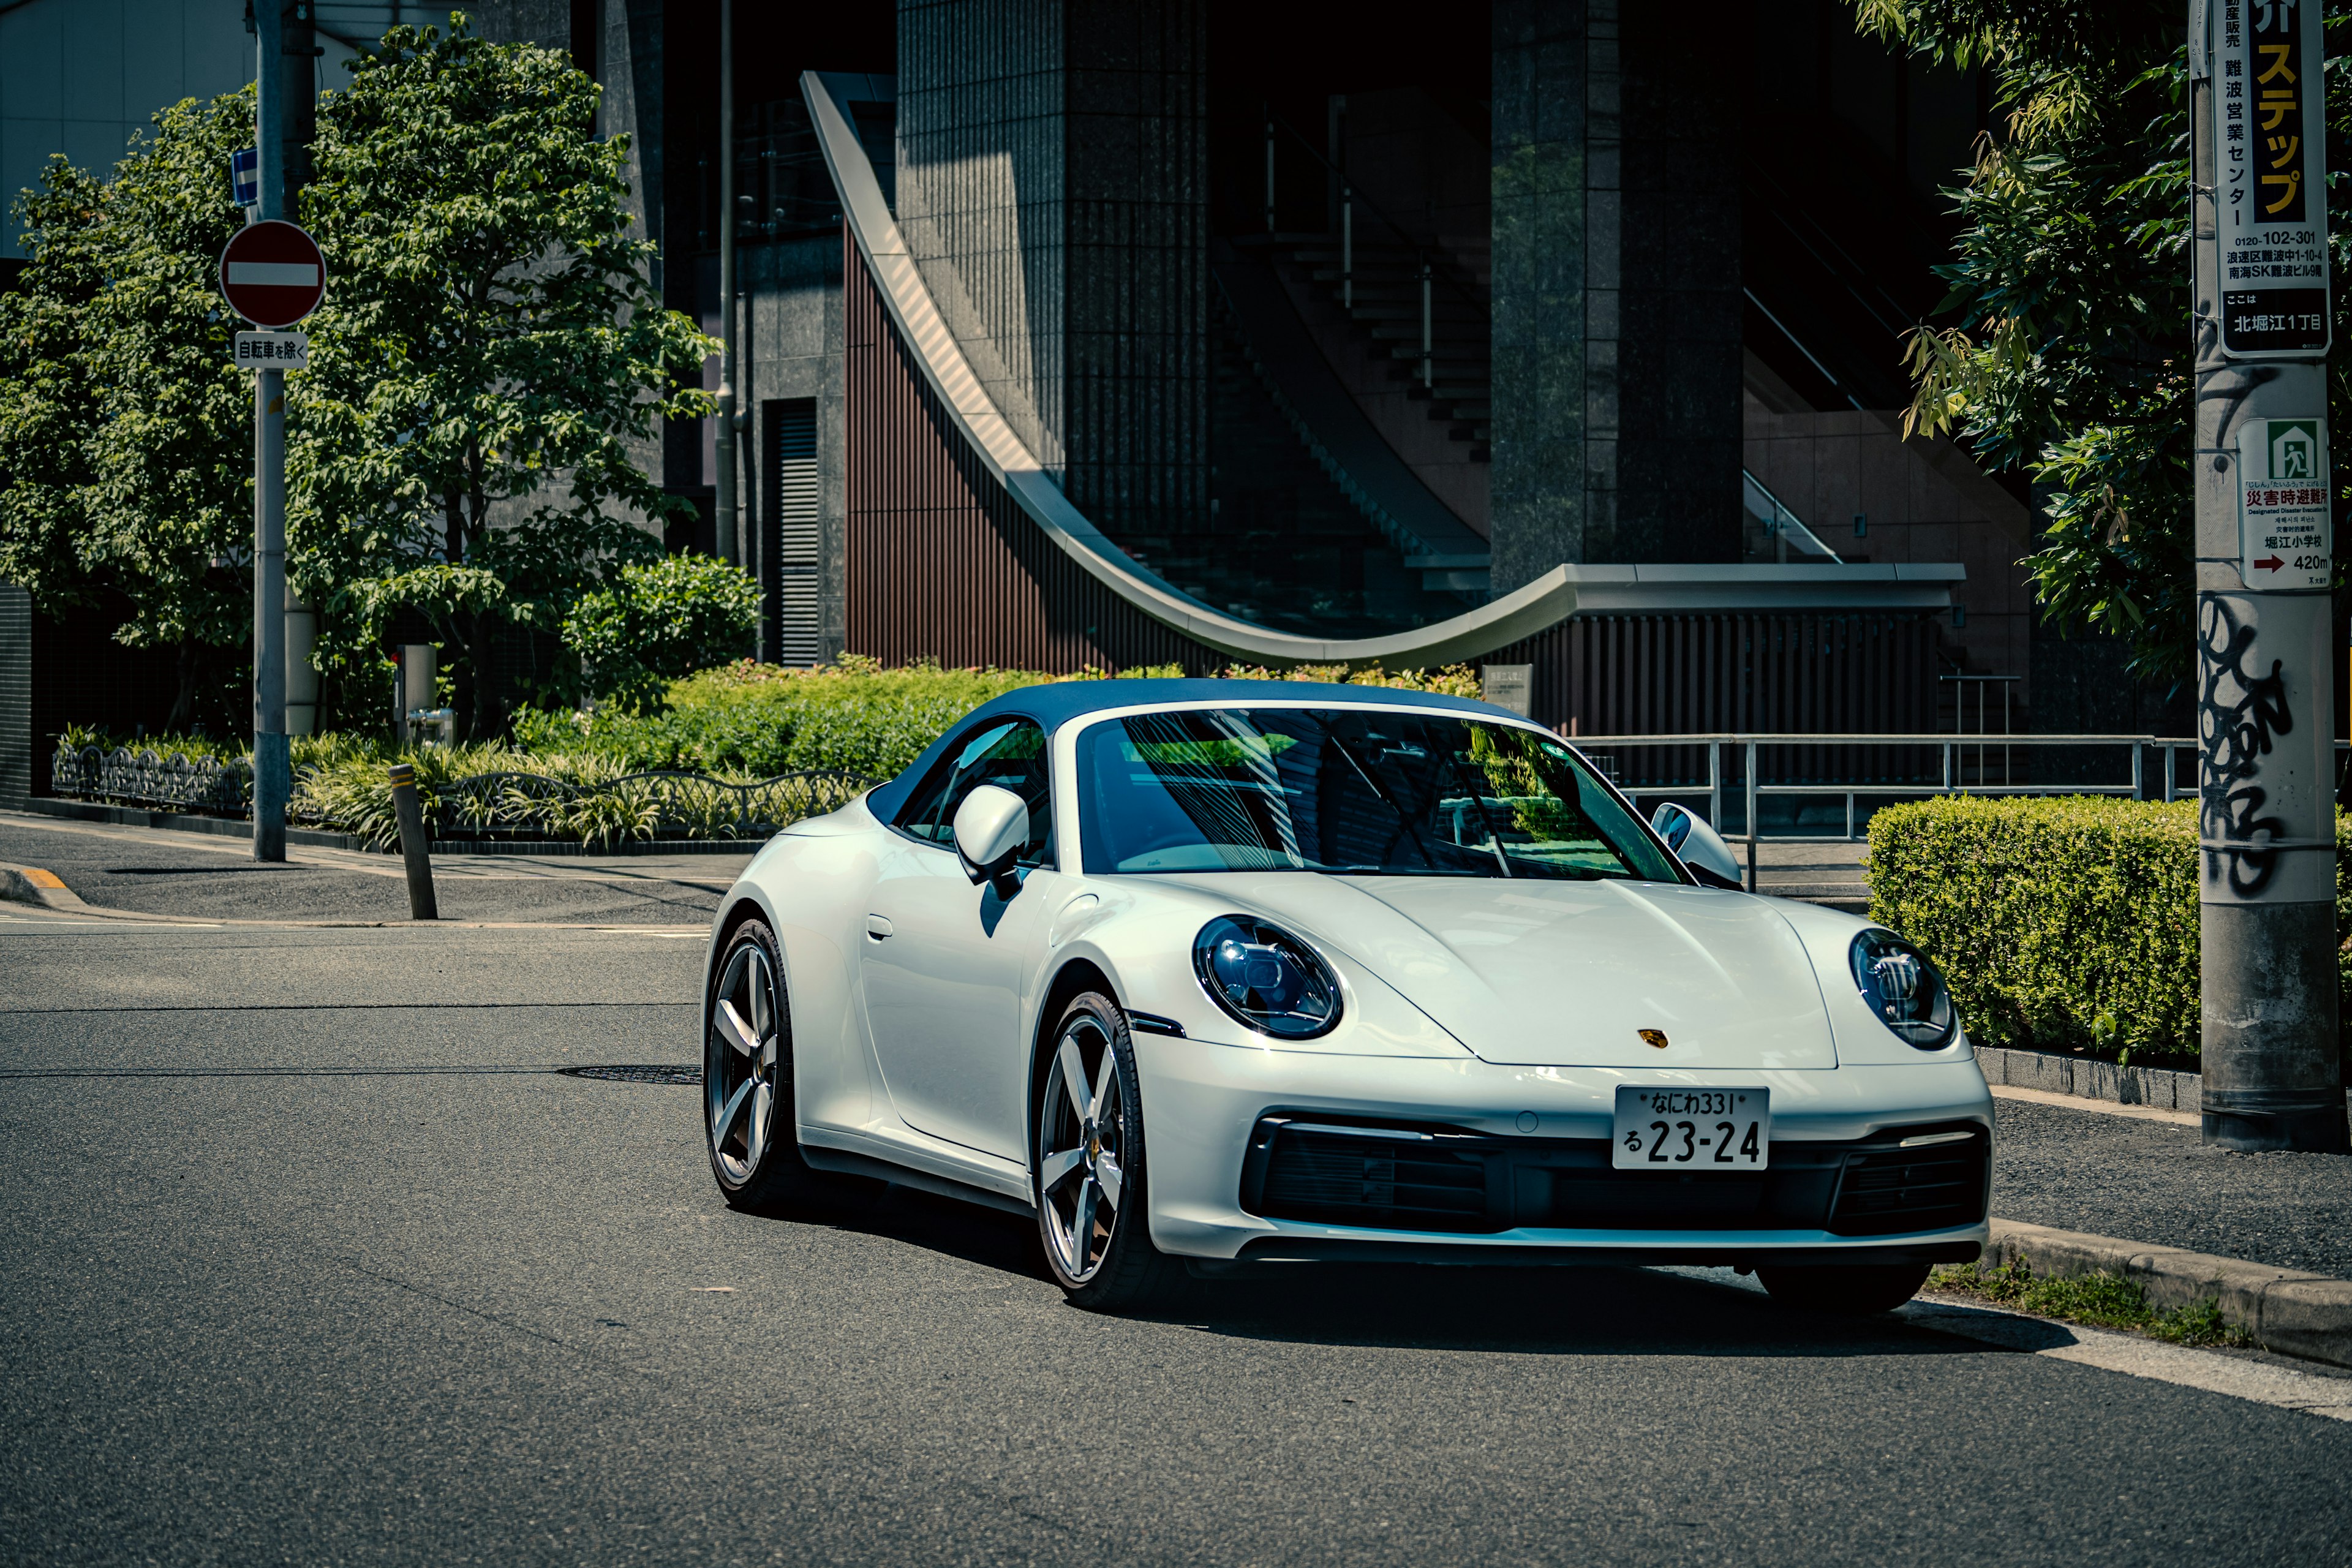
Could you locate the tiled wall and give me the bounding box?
[895,0,1205,540]
[1741,369,2038,718]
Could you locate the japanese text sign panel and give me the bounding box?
[233,331,309,371]
[2237,416,2331,589]
[2215,0,2331,356]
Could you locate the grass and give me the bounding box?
[1929,1256,2253,1348]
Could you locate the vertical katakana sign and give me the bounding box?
[2216,0,2331,356]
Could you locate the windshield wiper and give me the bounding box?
[1434,753,1514,878]
[1319,725,1462,873]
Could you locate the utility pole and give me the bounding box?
[251,1,288,861]
[713,0,739,566]
[2192,0,2347,1151]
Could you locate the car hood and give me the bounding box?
[1160,873,1837,1069]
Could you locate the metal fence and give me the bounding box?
[1569,733,2217,890]
[49,745,249,816]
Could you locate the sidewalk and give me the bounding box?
[1994,1094,2352,1280]
[0,812,750,925]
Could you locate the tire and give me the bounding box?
[1033,992,1179,1313]
[1757,1262,1932,1316]
[703,918,829,1215]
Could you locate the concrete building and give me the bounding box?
[0,0,2187,807]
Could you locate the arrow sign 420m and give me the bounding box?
[219,219,325,328]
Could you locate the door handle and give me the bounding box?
[865,914,895,941]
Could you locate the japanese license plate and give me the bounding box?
[1611,1086,1770,1170]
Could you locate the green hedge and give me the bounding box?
[1866,796,2352,1066]
[65,657,1485,844]
[507,655,1482,781]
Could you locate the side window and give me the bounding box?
[893,718,1054,867]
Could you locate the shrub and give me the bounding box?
[1868,795,2352,1066]
[511,656,1487,780]
[562,555,761,708]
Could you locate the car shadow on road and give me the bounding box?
[775,1183,2006,1361]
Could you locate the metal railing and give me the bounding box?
[1567,733,2212,892]
[49,745,248,816]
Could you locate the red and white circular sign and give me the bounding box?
[218,220,326,328]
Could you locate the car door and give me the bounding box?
[859,717,1057,1162]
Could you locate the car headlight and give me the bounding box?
[1193,916,1342,1040]
[1849,928,1958,1049]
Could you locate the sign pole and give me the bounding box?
[2192,0,2346,1151]
[251,2,288,862]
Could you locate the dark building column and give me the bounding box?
[895,0,1207,541]
[1490,0,1743,589]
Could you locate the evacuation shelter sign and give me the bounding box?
[2214,0,2332,356]
[2238,417,2331,589]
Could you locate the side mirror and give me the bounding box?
[1650,801,1744,891]
[952,784,1031,895]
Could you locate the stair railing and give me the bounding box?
[1257,106,1489,325]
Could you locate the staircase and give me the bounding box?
[1234,231,1493,461]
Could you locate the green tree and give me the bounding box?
[292,15,713,739]
[0,91,257,731]
[82,88,263,729]
[0,160,105,625]
[1865,0,2352,687]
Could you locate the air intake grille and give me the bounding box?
[1828,1134,1988,1237]
[1256,1126,1494,1233]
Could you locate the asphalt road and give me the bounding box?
[4,912,2350,1566]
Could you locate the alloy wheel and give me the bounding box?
[1038,1011,1126,1283]
[706,940,780,1185]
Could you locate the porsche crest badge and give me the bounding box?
[1638,1029,1670,1050]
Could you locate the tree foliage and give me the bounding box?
[0,92,257,728]
[0,160,105,620]
[290,17,712,737]
[1860,0,2352,687]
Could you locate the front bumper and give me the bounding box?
[1135,1035,1993,1264]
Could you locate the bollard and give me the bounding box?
[386,762,439,921]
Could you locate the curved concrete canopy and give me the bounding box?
[802,70,1579,668]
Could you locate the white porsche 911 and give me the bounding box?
[700,680,1991,1314]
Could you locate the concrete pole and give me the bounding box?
[251,1,288,862]
[712,0,739,565]
[2191,0,2346,1152]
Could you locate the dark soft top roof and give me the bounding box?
[864,677,1515,821]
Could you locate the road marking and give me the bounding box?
[1988,1084,2198,1127]
[1660,1267,2352,1420]
[21,867,64,889]
[1904,1296,2352,1420]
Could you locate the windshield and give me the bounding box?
[1076,707,1686,883]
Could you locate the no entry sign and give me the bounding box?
[218,219,325,328]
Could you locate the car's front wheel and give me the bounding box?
[704,918,828,1214]
[1757,1261,1932,1315]
[1034,992,1177,1312]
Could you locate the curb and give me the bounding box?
[0,863,84,912]
[1975,1043,2352,1125]
[1985,1218,2352,1370]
